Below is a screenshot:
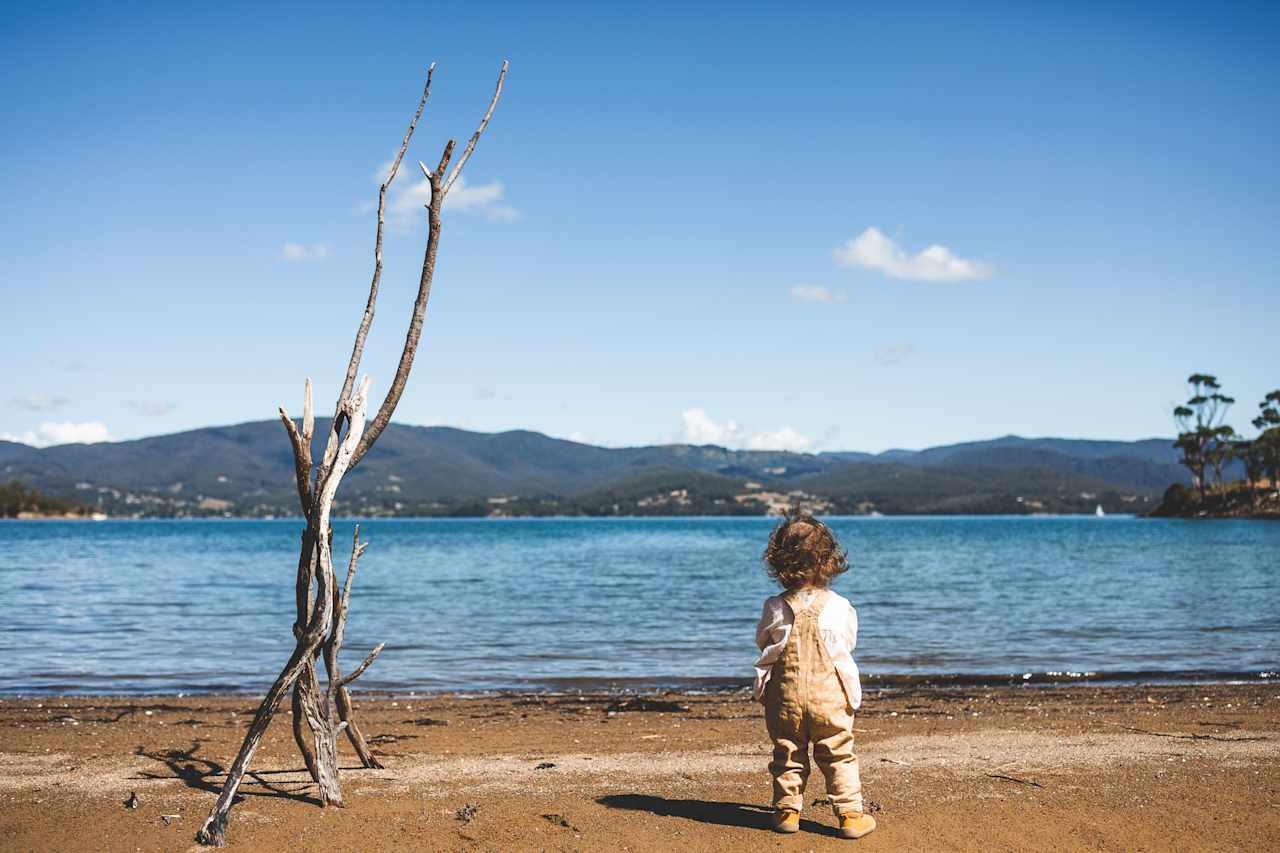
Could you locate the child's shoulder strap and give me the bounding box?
[784,587,832,616]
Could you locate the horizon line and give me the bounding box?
[0,417,1176,456]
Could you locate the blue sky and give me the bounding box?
[2,1,1277,453]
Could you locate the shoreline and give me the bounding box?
[3,667,1277,699]
[2,683,1276,851]
[12,509,1280,521]
[0,511,1170,522]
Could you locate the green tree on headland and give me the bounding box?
[1173,374,1234,498]
[0,480,84,518]
[1231,438,1267,509]
[1252,390,1280,495]
[1157,378,1280,518]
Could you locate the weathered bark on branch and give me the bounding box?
[443,60,508,195]
[349,62,508,470]
[197,380,370,845]
[332,65,436,437]
[198,61,508,847]
[323,528,384,767]
[290,525,323,783]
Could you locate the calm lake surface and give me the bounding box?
[1,517,1276,695]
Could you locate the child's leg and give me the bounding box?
[812,722,863,815]
[766,725,809,811]
[810,671,864,815]
[764,677,809,811]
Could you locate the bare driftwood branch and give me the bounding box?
[199,62,507,846]
[443,60,508,195]
[284,379,324,784]
[324,527,367,692]
[197,380,370,846]
[291,526,322,784]
[277,378,315,511]
[333,64,436,432]
[337,642,386,690]
[294,383,372,808]
[350,65,504,470]
[318,526,384,767]
[287,65,432,764]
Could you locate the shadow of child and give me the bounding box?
[596,793,842,837]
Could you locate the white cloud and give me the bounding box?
[128,400,177,417]
[744,427,814,452]
[680,408,813,453]
[1,421,111,447]
[874,343,915,366]
[384,166,519,228]
[682,408,741,445]
[834,227,993,282]
[788,285,846,304]
[12,394,69,412]
[280,242,331,262]
[445,176,519,222]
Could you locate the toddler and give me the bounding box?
[754,513,875,839]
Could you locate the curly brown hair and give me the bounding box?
[763,512,848,589]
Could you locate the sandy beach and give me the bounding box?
[1,682,1277,851]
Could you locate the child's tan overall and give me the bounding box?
[764,588,864,815]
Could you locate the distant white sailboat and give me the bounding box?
[1095,504,1105,517]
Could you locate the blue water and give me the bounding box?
[0,517,1276,695]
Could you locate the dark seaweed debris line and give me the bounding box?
[1103,722,1267,742]
[986,773,1044,788]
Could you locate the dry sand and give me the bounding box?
[1,683,1278,851]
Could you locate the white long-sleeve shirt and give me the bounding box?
[753,587,862,710]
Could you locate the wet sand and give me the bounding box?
[1,683,1277,851]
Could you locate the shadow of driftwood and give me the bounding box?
[597,794,843,838]
[133,741,319,805]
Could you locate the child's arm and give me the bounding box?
[755,599,777,651]
[845,601,859,653]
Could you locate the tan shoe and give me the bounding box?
[838,812,876,839]
[770,808,800,833]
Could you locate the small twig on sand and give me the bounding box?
[1103,722,1266,742]
[986,772,1044,788]
[879,757,910,766]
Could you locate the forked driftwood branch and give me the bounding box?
[196,60,508,847]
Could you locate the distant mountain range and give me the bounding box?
[0,422,1186,518]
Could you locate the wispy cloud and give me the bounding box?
[788,285,846,304]
[12,394,69,412]
[681,408,813,453]
[1,421,110,447]
[380,158,519,227]
[280,242,331,262]
[444,176,519,221]
[127,400,177,417]
[874,343,915,366]
[834,227,993,282]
